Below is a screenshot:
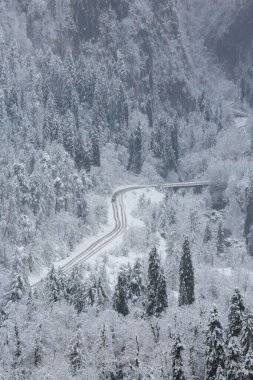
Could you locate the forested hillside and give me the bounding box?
[1,0,253,378]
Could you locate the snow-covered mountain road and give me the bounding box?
[61,181,209,275]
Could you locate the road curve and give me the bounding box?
[61,181,209,275]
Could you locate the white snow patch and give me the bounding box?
[216,267,232,277]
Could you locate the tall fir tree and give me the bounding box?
[13,323,22,369]
[214,365,226,380]
[66,267,86,313]
[69,330,84,376]
[146,247,168,316]
[90,127,100,167]
[243,350,253,380]
[245,179,253,255]
[127,123,142,174]
[91,277,108,311]
[130,259,145,303]
[113,272,129,317]
[205,306,225,380]
[8,248,28,303]
[34,325,43,367]
[62,110,76,158]
[178,237,195,307]
[74,131,86,172]
[226,337,243,380]
[217,222,224,256]
[45,266,67,303]
[228,288,245,339]
[171,336,185,380]
[241,313,253,355]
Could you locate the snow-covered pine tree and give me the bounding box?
[205,306,225,380]
[90,127,100,167]
[245,179,253,256]
[13,323,22,369]
[171,336,185,380]
[228,288,245,339]
[214,365,226,380]
[217,222,224,255]
[92,277,108,311]
[95,323,116,379]
[127,122,142,174]
[66,267,86,313]
[45,266,67,303]
[9,273,27,303]
[243,350,253,380]
[113,272,129,316]
[34,325,43,367]
[69,330,84,376]
[8,248,28,303]
[74,130,86,172]
[146,246,168,316]
[178,237,195,307]
[62,110,76,158]
[130,259,145,303]
[241,313,253,355]
[133,123,142,174]
[226,337,243,380]
[26,288,36,322]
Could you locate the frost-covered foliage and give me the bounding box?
[1,0,253,378]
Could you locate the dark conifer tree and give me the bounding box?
[241,313,253,355]
[226,337,243,380]
[228,288,245,339]
[113,272,129,317]
[171,336,185,380]
[127,131,135,171]
[171,118,179,163]
[217,222,224,255]
[75,131,86,172]
[245,180,253,255]
[92,277,108,310]
[178,237,195,307]
[215,365,226,380]
[63,110,76,158]
[13,324,22,369]
[127,123,142,174]
[84,143,92,172]
[34,326,43,367]
[146,247,168,316]
[205,306,225,380]
[9,251,28,303]
[134,123,142,173]
[67,268,86,313]
[69,330,84,376]
[146,96,153,128]
[90,127,100,167]
[130,259,145,303]
[203,223,212,244]
[45,266,67,303]
[243,350,253,380]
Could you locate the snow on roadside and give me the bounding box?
[29,185,165,286]
[84,187,165,287]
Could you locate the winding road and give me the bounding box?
[62,181,209,275]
